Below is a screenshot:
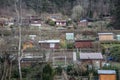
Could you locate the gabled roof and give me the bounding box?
[80,52,103,60]
[98,70,116,74]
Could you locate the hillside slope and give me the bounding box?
[0,0,112,18]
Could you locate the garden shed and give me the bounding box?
[98,70,116,80]
[80,52,103,69]
[74,40,93,48]
[98,33,114,41]
[39,40,60,49]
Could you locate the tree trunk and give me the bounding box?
[1,60,7,80]
[8,62,12,80]
[5,68,9,80]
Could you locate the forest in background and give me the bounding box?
[0,0,113,17]
[0,0,120,29]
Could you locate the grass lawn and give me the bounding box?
[101,44,120,48]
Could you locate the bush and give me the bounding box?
[110,46,120,62]
[55,66,62,75]
[88,25,92,28]
[67,43,74,49]
[46,19,55,26]
[102,48,105,54]
[66,65,74,75]
[42,64,54,80]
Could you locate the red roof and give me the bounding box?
[75,40,93,48]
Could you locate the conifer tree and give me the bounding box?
[113,0,120,29]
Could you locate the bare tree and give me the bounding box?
[0,35,18,80]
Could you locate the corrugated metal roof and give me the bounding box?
[80,52,103,59]
[98,70,116,74]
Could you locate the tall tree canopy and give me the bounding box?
[71,5,83,21]
[110,46,120,62]
[0,0,112,18]
[113,0,120,29]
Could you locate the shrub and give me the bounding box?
[67,43,74,49]
[55,66,62,75]
[46,19,55,26]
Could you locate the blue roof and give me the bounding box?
[98,70,116,74]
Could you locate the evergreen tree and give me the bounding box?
[113,0,120,29]
[42,64,54,80]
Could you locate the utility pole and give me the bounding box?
[15,0,22,80]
